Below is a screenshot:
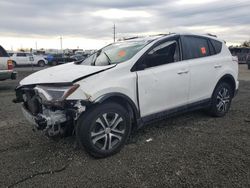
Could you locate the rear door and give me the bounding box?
[181,35,217,103]
[136,36,190,118]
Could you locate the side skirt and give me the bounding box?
[137,98,211,128]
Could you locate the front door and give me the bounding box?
[136,38,190,118]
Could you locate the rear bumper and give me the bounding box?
[0,70,17,80]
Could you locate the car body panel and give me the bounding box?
[20,62,116,85]
[137,60,189,117]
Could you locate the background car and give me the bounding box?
[47,54,76,66]
[11,52,48,67]
[247,54,250,69]
[70,54,88,62]
[0,45,16,81]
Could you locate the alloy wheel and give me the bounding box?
[90,112,125,151]
[216,87,230,113]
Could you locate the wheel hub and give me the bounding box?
[105,127,111,134]
[216,87,230,112]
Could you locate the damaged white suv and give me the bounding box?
[14,33,239,157]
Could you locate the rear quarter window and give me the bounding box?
[210,39,222,54]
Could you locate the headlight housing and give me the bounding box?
[34,84,79,102]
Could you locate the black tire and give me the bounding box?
[208,82,233,117]
[52,61,57,66]
[76,102,131,158]
[38,60,45,67]
[248,63,250,70]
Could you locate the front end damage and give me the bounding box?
[13,84,89,137]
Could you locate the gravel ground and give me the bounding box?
[0,65,249,188]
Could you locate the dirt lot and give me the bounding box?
[0,65,249,187]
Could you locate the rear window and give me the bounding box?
[0,46,9,57]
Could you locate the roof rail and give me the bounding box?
[205,33,217,38]
[118,33,175,41]
[122,36,141,41]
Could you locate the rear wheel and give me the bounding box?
[208,82,233,117]
[76,102,131,158]
[52,61,57,66]
[248,63,250,69]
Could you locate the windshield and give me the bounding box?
[81,40,149,66]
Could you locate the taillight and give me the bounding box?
[7,60,13,70]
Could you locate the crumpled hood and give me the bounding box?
[20,63,115,85]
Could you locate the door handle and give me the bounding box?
[177,70,189,74]
[214,64,222,68]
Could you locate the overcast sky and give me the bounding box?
[0,0,249,50]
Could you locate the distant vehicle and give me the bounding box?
[14,33,238,158]
[70,54,88,62]
[247,54,250,69]
[74,50,84,55]
[8,52,14,56]
[0,46,17,81]
[229,47,250,64]
[48,54,76,66]
[11,52,48,67]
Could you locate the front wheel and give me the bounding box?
[208,82,233,117]
[76,102,131,158]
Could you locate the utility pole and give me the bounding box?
[35,41,37,51]
[113,24,116,43]
[60,36,63,53]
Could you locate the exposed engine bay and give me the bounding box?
[14,85,87,137]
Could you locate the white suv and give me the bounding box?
[14,33,239,157]
[11,52,48,67]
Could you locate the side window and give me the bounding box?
[144,40,180,68]
[210,39,222,54]
[17,53,26,57]
[182,36,210,60]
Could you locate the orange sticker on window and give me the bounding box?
[201,47,206,54]
[118,50,126,57]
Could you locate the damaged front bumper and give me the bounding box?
[21,104,68,136]
[20,100,88,137]
[14,85,90,137]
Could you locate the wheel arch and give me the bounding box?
[94,93,140,127]
[214,74,236,97]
